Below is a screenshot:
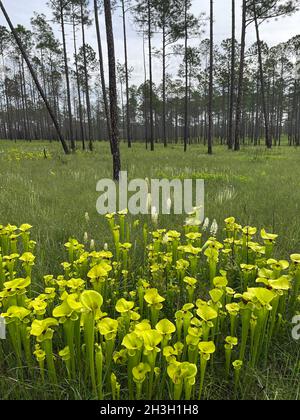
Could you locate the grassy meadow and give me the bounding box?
[0,140,300,400]
[1,140,300,271]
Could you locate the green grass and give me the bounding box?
[1,140,300,268]
[0,140,300,400]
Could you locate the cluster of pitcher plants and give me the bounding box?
[0,213,299,400]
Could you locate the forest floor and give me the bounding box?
[0,140,300,399]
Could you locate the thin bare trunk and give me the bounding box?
[60,0,75,151]
[81,3,93,151]
[184,0,188,152]
[208,0,213,155]
[162,20,167,147]
[253,1,272,149]
[72,15,85,150]
[121,0,131,148]
[147,0,154,151]
[228,0,235,149]
[234,0,246,151]
[94,0,112,151]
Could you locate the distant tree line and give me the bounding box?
[0,0,299,152]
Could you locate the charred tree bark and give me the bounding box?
[103,0,121,181]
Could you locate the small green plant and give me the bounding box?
[0,215,299,400]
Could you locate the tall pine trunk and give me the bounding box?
[147,0,154,151]
[60,0,75,151]
[103,0,121,181]
[72,14,85,151]
[184,0,188,152]
[80,3,93,151]
[208,0,213,155]
[253,1,272,149]
[142,31,148,149]
[121,0,131,148]
[94,0,112,151]
[0,0,69,153]
[228,0,235,149]
[234,0,246,151]
[162,19,167,147]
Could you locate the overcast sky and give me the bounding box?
[0,0,299,84]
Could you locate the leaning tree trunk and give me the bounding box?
[103,0,121,181]
[253,1,272,149]
[234,0,246,151]
[0,0,69,154]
